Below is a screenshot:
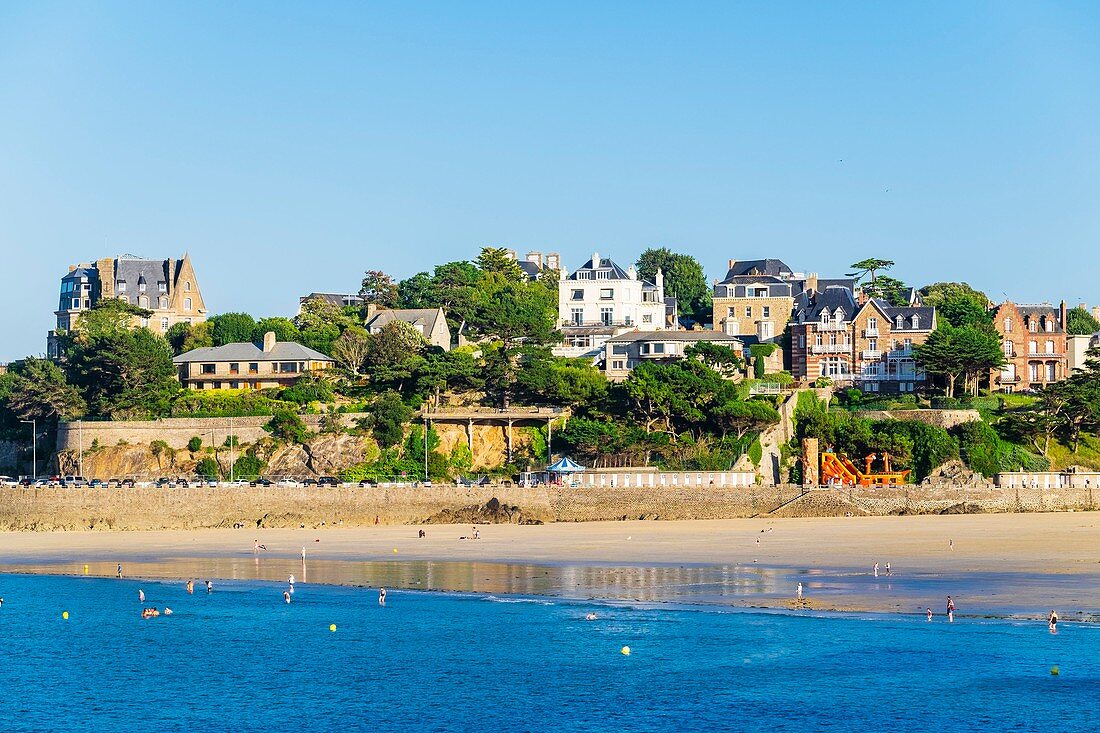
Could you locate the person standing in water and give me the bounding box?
[379,587,387,605]
[138,589,145,603]
[1049,610,1058,631]
[205,580,212,592]
[186,580,194,595]
[797,582,803,600]
[885,562,891,576]
[926,608,933,621]
[283,591,291,604]
[947,596,956,623]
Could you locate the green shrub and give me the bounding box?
[279,376,335,405]
[231,453,265,480]
[265,410,310,444]
[171,389,296,418]
[223,435,239,448]
[195,457,220,480]
[951,420,1048,476]
[748,439,763,466]
[187,436,203,452]
[366,391,412,448]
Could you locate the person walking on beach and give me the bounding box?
[186,580,194,595]
[947,596,955,623]
[797,582,803,600]
[117,564,123,578]
[926,608,933,621]
[885,562,891,576]
[873,562,879,578]
[379,587,387,605]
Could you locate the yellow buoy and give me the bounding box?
[83,564,89,574]
[329,623,337,632]
[1051,666,1060,676]
[621,646,631,656]
[393,548,398,553]
[62,611,69,620]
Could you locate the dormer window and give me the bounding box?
[139,282,147,293]
[118,281,127,292]
[896,316,903,328]
[158,282,167,292]
[159,297,169,309]
[820,312,829,324]
[1044,318,1053,333]
[1028,319,1037,332]
[911,315,920,328]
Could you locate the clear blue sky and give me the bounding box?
[2,1,1099,360]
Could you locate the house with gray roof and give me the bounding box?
[364,305,451,351]
[603,330,744,381]
[173,332,334,390]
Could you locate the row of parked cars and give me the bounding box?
[0,475,492,488]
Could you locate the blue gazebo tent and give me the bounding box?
[547,456,585,473]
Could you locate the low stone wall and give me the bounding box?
[1,482,1098,532]
[855,409,981,430]
[995,472,1100,489]
[549,484,804,521]
[0,485,553,531]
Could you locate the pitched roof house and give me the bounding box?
[173,332,333,390]
[364,305,452,351]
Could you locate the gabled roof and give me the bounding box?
[517,260,542,277]
[114,258,168,291]
[365,307,447,335]
[719,259,793,282]
[795,286,857,321]
[62,266,97,280]
[862,300,936,331]
[606,330,743,345]
[174,341,332,363]
[567,257,633,280]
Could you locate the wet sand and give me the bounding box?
[2,513,1099,618]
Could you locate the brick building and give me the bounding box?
[990,301,1068,392]
[791,287,936,393]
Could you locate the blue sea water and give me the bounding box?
[0,573,1096,732]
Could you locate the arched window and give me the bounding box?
[185,281,192,292]
[1029,340,1038,354]
[138,295,148,308]
[1046,339,1055,354]
[911,315,920,329]
[896,316,903,328]
[184,298,192,311]
[160,297,169,309]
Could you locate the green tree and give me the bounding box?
[195,457,220,480]
[397,272,434,309]
[414,347,482,409]
[253,317,302,344]
[913,323,1004,397]
[210,313,258,346]
[366,391,412,448]
[330,325,372,374]
[711,399,779,440]
[68,298,152,342]
[366,321,427,392]
[294,297,353,355]
[467,274,558,348]
[515,348,609,407]
[165,321,214,355]
[67,329,179,419]
[476,247,525,281]
[846,258,895,284]
[4,358,86,422]
[919,282,991,328]
[320,405,344,434]
[862,275,910,307]
[359,270,400,307]
[635,247,711,321]
[232,453,266,480]
[683,341,744,378]
[187,436,204,452]
[1066,307,1100,335]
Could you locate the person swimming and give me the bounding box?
[283,591,291,604]
[379,587,387,605]
[141,607,160,619]
[186,580,194,594]
[585,612,597,621]
[164,607,173,615]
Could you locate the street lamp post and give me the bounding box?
[229,415,235,483]
[20,420,36,480]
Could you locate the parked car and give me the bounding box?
[300,478,316,487]
[317,476,339,487]
[18,478,34,487]
[251,478,272,487]
[276,479,298,487]
[0,475,17,487]
[89,478,105,488]
[121,479,135,488]
[358,480,375,488]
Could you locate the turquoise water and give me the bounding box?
[0,573,1096,732]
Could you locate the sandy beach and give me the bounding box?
[2,513,1099,618]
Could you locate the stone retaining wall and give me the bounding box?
[1,482,1097,532]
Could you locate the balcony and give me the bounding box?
[811,344,850,354]
[862,350,881,359]
[562,320,635,329]
[863,328,879,337]
[814,322,849,331]
[999,374,1022,383]
[1026,352,1062,359]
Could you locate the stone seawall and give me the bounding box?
[0,485,554,531]
[1,483,1097,532]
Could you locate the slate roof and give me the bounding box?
[876,303,936,332]
[61,266,97,281]
[1014,304,1064,332]
[174,341,332,363]
[365,307,447,335]
[719,259,794,282]
[567,257,633,280]
[794,286,858,321]
[114,258,169,292]
[300,292,364,307]
[517,260,542,278]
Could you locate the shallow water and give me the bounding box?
[0,573,1096,732]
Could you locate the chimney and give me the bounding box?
[366,303,378,321]
[1093,306,1100,321]
[627,264,638,280]
[806,272,819,294]
[728,259,736,271]
[1060,299,1067,329]
[262,331,276,353]
[526,250,542,266]
[655,267,664,291]
[68,265,77,273]
[546,253,561,270]
[591,251,600,269]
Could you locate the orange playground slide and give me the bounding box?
[820,451,910,487]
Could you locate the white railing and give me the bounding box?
[862,350,881,359]
[811,344,851,354]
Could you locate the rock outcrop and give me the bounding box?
[921,460,994,489]
[421,497,544,525]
